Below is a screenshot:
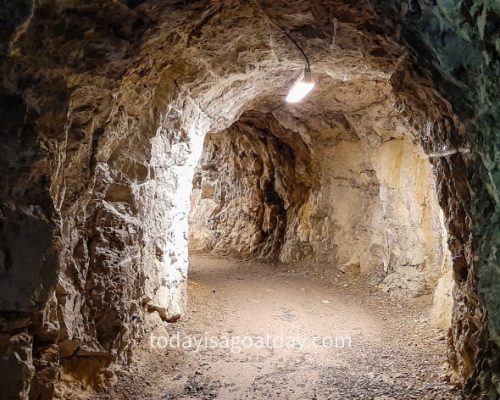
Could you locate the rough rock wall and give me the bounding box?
[369,1,500,395]
[189,113,313,258]
[0,0,495,398]
[372,139,450,296]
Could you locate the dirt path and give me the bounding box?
[92,256,461,400]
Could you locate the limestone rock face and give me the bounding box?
[0,0,497,398]
[190,112,314,259]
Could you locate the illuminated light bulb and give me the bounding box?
[286,69,315,103]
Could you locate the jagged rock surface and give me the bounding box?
[0,0,498,399]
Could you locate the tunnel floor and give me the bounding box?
[92,256,460,400]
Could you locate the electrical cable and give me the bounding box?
[270,21,311,71]
[254,0,311,71]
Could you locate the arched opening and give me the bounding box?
[189,106,455,319]
[92,74,459,396]
[176,88,456,398]
[0,1,498,399]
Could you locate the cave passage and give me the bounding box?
[187,105,456,398]
[93,104,459,398]
[2,1,500,399]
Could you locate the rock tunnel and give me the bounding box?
[0,0,499,399]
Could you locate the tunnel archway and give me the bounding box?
[188,95,454,313]
[0,1,498,399]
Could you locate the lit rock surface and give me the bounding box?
[0,0,498,398]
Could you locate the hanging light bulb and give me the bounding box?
[286,68,315,103]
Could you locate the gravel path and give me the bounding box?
[92,255,462,400]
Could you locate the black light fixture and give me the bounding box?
[279,29,315,103]
[264,16,315,104]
